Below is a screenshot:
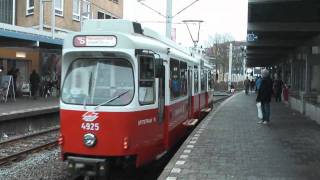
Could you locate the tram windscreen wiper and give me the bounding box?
[83,72,93,109]
[94,90,130,110]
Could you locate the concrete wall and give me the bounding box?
[16,0,38,27]
[289,96,304,114]
[305,103,320,124]
[311,65,320,92]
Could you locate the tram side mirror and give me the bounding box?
[155,58,163,78]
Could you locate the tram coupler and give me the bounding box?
[67,156,109,177]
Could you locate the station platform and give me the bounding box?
[0,97,59,122]
[159,92,320,180]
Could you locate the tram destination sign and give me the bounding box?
[73,35,117,47]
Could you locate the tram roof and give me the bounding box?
[63,19,199,64]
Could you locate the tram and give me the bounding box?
[59,19,214,177]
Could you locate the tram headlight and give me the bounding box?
[83,133,97,147]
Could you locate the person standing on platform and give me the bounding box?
[273,74,284,102]
[256,69,273,124]
[255,76,262,92]
[244,77,250,95]
[30,70,40,100]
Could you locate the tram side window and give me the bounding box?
[208,71,214,90]
[170,59,180,99]
[201,69,206,92]
[194,66,199,93]
[139,56,155,105]
[180,62,187,96]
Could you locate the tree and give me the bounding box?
[205,33,234,81]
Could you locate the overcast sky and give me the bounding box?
[123,0,248,47]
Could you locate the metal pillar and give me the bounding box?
[243,57,246,80]
[166,0,172,39]
[228,43,233,91]
[12,0,15,25]
[305,55,310,93]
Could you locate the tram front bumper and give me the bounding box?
[67,156,108,177]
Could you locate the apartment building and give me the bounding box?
[0,0,123,92]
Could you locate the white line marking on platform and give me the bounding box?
[180,154,189,159]
[176,160,185,165]
[194,134,200,137]
[184,149,191,153]
[187,145,194,148]
[171,168,181,173]
[189,140,197,144]
[166,177,177,180]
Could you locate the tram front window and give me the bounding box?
[62,58,134,106]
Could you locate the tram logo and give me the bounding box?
[82,111,99,122]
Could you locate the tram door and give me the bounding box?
[187,66,192,118]
[158,64,165,123]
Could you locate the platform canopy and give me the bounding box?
[246,0,320,67]
[0,23,65,48]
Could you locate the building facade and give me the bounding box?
[0,0,123,95]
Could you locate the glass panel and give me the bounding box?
[105,14,111,19]
[29,0,34,7]
[55,0,62,9]
[82,1,90,18]
[201,69,205,92]
[62,58,134,106]
[170,59,180,99]
[194,66,198,93]
[180,62,187,96]
[73,0,79,14]
[139,56,155,104]
[98,12,104,19]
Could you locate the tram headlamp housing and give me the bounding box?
[83,133,97,147]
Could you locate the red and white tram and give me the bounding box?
[59,19,214,177]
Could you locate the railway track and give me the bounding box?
[0,127,59,165]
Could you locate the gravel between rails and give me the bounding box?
[0,147,70,180]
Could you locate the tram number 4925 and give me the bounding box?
[81,122,100,131]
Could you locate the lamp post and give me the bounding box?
[228,43,233,92]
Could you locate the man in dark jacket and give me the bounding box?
[30,70,40,99]
[256,69,273,124]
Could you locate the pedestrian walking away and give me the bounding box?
[256,69,273,124]
[244,77,250,95]
[273,74,284,102]
[30,70,40,100]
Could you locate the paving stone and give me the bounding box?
[159,93,320,180]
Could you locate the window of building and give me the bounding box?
[139,56,155,105]
[180,62,187,96]
[26,0,34,15]
[194,66,199,93]
[97,11,113,19]
[97,12,104,19]
[72,0,80,21]
[82,0,90,20]
[55,0,64,16]
[109,0,119,4]
[170,59,180,99]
